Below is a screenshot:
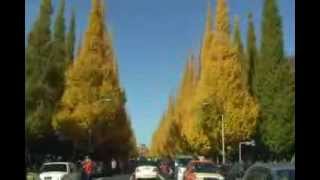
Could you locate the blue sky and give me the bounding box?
[26,0,295,146]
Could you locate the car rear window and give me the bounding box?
[193,163,220,173]
[41,164,67,172]
[138,161,157,167]
[176,158,192,166]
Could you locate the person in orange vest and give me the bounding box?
[82,156,94,180]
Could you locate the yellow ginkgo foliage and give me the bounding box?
[152,0,259,158]
[153,96,177,157]
[53,0,125,145]
[193,0,259,154]
[151,56,201,156]
[151,0,259,158]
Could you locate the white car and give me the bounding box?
[193,172,225,180]
[176,166,187,180]
[134,161,159,179]
[39,162,81,180]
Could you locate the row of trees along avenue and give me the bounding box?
[26,0,137,162]
[150,0,294,162]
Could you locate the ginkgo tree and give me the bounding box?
[53,0,127,153]
[26,0,53,143]
[150,56,201,157]
[194,0,259,157]
[152,0,260,159]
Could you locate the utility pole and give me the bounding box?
[222,114,225,164]
[239,142,242,163]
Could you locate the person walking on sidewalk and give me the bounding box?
[111,158,117,175]
[82,156,94,180]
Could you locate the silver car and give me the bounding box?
[242,163,295,180]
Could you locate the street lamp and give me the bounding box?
[221,114,225,164]
[239,140,255,163]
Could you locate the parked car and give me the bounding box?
[174,155,193,180]
[218,164,232,178]
[184,160,224,180]
[134,160,160,180]
[242,162,295,180]
[39,162,81,180]
[225,162,249,180]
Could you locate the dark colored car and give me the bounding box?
[218,164,232,178]
[225,162,252,180]
[242,163,295,180]
[90,161,113,178]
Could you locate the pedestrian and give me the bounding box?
[111,158,117,175]
[82,156,94,180]
[119,160,125,174]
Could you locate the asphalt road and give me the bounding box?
[93,174,131,180]
[93,174,168,180]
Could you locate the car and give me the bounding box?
[39,162,81,180]
[218,164,232,178]
[242,162,295,180]
[128,159,139,174]
[184,160,224,180]
[174,155,193,180]
[134,160,160,180]
[225,162,251,180]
